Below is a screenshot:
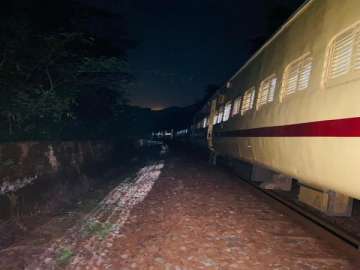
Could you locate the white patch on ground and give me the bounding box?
[26,161,164,270]
[0,175,38,194]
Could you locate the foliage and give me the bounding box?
[1,159,15,167]
[82,219,114,239]
[0,0,134,141]
[56,248,74,267]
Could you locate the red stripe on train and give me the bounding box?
[216,116,360,137]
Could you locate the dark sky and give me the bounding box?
[84,0,305,110]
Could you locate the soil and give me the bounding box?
[0,144,359,270]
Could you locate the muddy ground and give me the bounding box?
[0,143,359,269]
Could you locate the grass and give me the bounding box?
[56,248,74,267]
[82,219,114,239]
[77,198,100,213]
[1,158,15,167]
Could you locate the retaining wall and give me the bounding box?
[0,141,114,218]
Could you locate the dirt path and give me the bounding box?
[25,161,164,270]
[4,145,360,269]
[105,150,360,270]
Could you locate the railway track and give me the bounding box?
[213,151,360,252]
[4,144,358,269]
[54,143,357,269]
[225,169,360,268]
[259,185,360,250]
[231,182,360,269]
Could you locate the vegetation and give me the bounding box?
[0,1,134,141]
[82,219,114,239]
[56,247,74,267]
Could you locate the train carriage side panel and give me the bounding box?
[211,0,360,199]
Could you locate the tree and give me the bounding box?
[0,0,135,141]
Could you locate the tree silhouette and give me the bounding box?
[0,0,135,141]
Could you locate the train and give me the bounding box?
[186,0,360,216]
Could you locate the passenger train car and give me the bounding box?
[190,0,360,214]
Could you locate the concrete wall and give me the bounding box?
[0,141,114,218]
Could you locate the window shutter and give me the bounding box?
[232,97,241,116]
[282,55,312,99]
[223,102,232,122]
[250,88,255,109]
[298,57,312,90]
[286,63,300,96]
[213,113,218,125]
[257,81,269,109]
[268,77,277,102]
[217,106,224,123]
[328,29,354,79]
[241,87,255,115]
[353,28,360,70]
[202,117,208,128]
[257,76,277,109]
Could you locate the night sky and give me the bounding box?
[83,0,305,110]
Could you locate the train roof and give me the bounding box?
[206,0,314,104]
[227,0,313,84]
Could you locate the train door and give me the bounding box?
[207,99,217,150]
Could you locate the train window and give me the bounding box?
[202,117,208,128]
[241,87,255,115]
[232,96,242,116]
[257,75,277,109]
[213,113,218,125]
[223,102,232,122]
[282,55,312,99]
[298,57,312,90]
[354,32,360,70]
[325,24,360,82]
[328,28,355,79]
[217,106,224,124]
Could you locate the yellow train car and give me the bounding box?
[192,0,360,214]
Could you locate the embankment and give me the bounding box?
[0,140,118,219]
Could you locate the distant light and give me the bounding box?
[152,106,165,111]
